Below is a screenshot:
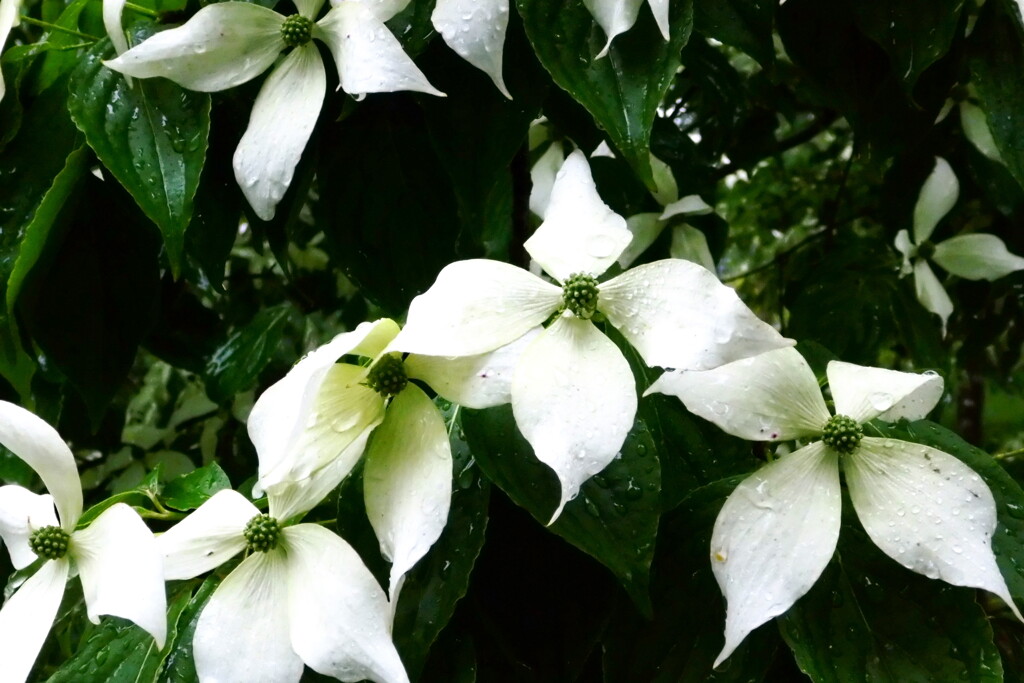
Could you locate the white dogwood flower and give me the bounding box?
[391,150,792,522]
[584,0,670,57]
[157,487,407,683]
[0,401,166,683]
[248,318,530,600]
[105,0,443,221]
[649,348,1022,666]
[895,157,1024,334]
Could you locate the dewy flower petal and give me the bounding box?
[913,259,954,335]
[193,551,304,683]
[528,141,564,219]
[0,558,70,683]
[511,315,637,523]
[285,524,409,683]
[72,503,168,647]
[250,320,397,487]
[894,228,914,275]
[404,328,540,409]
[0,0,20,103]
[617,213,663,269]
[233,44,325,221]
[827,360,943,424]
[316,2,444,99]
[646,0,670,40]
[600,259,793,371]
[960,100,1003,163]
[913,156,958,244]
[932,233,1024,281]
[583,0,644,58]
[391,259,562,357]
[103,3,286,91]
[157,489,257,580]
[669,224,716,272]
[363,384,452,599]
[845,437,1022,620]
[0,401,82,531]
[0,485,58,569]
[524,150,632,282]
[102,0,129,57]
[432,0,511,98]
[647,347,830,442]
[710,441,841,667]
[338,0,411,23]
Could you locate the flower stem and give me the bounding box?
[124,1,159,17]
[17,15,100,40]
[994,446,1024,461]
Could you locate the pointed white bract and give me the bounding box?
[395,151,791,521]
[0,402,167,682]
[583,0,668,57]
[105,0,442,220]
[895,157,1024,334]
[651,353,1022,665]
[432,0,511,98]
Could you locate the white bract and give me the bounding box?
[249,318,528,599]
[649,348,1022,666]
[157,487,406,683]
[430,0,510,97]
[391,150,792,522]
[895,156,1024,334]
[584,0,670,57]
[104,0,443,221]
[0,401,166,683]
[0,0,20,103]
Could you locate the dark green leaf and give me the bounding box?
[317,95,462,315]
[461,404,660,614]
[386,0,437,57]
[393,403,490,678]
[68,36,211,276]
[78,466,162,527]
[780,522,1003,683]
[516,0,694,188]
[969,1,1024,190]
[159,574,223,683]
[162,462,231,511]
[694,0,775,68]
[203,304,292,404]
[48,581,193,682]
[849,0,965,89]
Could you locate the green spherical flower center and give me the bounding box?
[244,514,281,553]
[365,353,408,398]
[281,14,313,48]
[29,525,70,560]
[821,414,863,454]
[916,240,936,260]
[562,273,600,319]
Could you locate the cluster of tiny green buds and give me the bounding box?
[281,15,314,48]
[916,240,936,260]
[365,353,408,398]
[244,514,281,553]
[821,414,863,454]
[29,526,70,560]
[562,273,600,319]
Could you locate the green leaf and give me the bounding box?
[602,478,781,682]
[461,404,660,615]
[969,1,1024,191]
[386,0,437,57]
[162,462,231,511]
[18,175,162,426]
[694,0,775,68]
[779,522,1003,683]
[316,95,462,315]
[48,581,193,682]
[203,304,292,404]
[159,574,223,683]
[78,466,162,527]
[393,403,490,679]
[516,0,694,188]
[68,36,211,276]
[849,0,965,89]
[871,419,1024,615]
